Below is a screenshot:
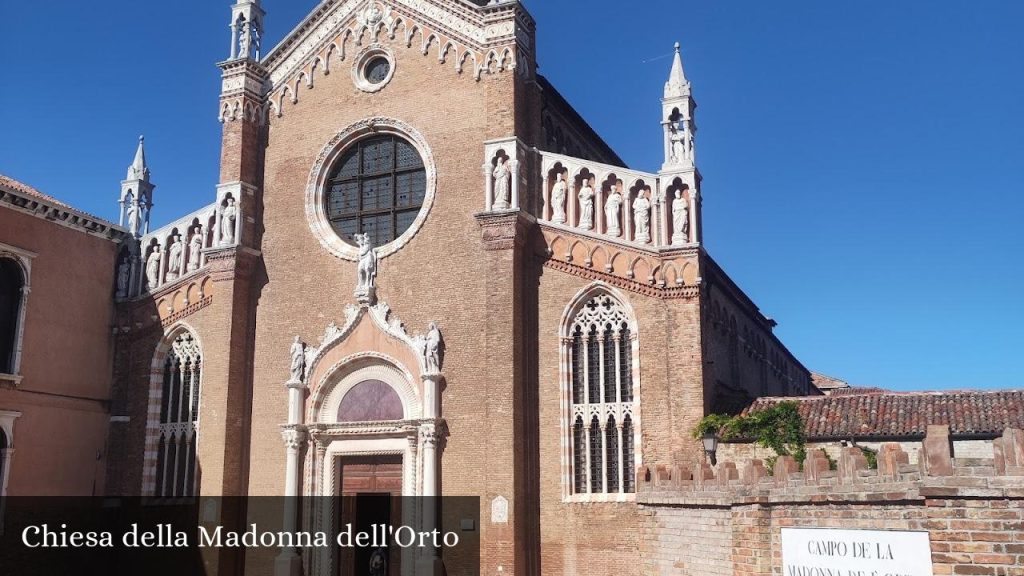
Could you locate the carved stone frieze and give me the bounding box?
[476,211,528,251]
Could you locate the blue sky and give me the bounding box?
[1,1,1021,391]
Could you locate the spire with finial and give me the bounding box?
[120,135,155,237]
[659,41,701,244]
[664,42,690,99]
[126,135,150,181]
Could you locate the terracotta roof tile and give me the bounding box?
[745,390,1024,439]
[0,174,74,210]
[0,173,114,225]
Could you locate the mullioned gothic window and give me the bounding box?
[565,291,638,499]
[154,332,201,498]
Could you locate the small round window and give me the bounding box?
[324,134,427,248]
[365,57,391,85]
[352,45,395,93]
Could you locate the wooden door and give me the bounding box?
[339,455,403,576]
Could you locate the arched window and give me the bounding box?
[0,427,7,494]
[564,290,638,498]
[153,332,201,498]
[0,257,26,375]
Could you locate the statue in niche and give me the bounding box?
[116,257,130,298]
[289,336,305,383]
[423,322,444,374]
[125,199,139,235]
[669,122,686,164]
[492,157,511,210]
[633,191,651,244]
[238,19,251,58]
[221,198,237,245]
[550,172,567,223]
[145,248,161,289]
[166,235,184,280]
[604,185,623,237]
[578,179,595,230]
[188,228,203,271]
[672,189,690,245]
[355,233,378,299]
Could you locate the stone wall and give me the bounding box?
[637,426,1024,576]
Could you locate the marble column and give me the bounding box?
[276,378,307,576]
[509,160,520,211]
[483,163,494,212]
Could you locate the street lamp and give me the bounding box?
[702,430,719,466]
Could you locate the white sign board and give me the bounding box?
[782,528,933,576]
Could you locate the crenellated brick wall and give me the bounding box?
[636,426,1024,576]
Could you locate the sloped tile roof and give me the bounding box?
[745,390,1024,440]
[0,174,75,210]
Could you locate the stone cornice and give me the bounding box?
[543,258,700,300]
[539,224,701,299]
[0,185,127,242]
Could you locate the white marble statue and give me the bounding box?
[604,186,623,237]
[355,233,378,296]
[633,192,651,244]
[578,180,595,230]
[423,322,443,374]
[492,157,511,210]
[188,229,203,272]
[166,235,184,279]
[550,173,567,224]
[669,123,686,165]
[116,258,130,298]
[125,199,139,235]
[145,248,161,289]
[221,198,237,245]
[289,336,305,383]
[672,189,690,245]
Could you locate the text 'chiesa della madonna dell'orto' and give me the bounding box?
[0,1,1021,575]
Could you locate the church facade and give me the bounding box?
[2,1,822,574]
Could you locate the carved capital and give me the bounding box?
[281,427,308,451]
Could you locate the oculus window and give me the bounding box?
[325,134,427,248]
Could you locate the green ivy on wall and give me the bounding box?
[692,401,808,464]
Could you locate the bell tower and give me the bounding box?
[659,42,702,245]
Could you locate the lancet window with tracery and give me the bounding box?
[566,292,638,497]
[154,332,201,498]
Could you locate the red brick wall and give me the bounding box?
[638,428,1024,576]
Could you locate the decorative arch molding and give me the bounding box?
[311,351,422,424]
[558,281,639,340]
[305,117,437,262]
[254,1,526,124]
[141,321,204,497]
